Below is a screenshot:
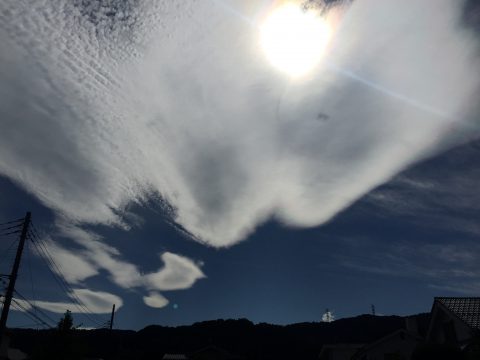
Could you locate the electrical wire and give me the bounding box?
[30,236,104,326]
[0,223,23,232]
[10,298,53,328]
[0,216,108,328]
[25,241,37,318]
[0,230,21,237]
[0,218,24,226]
[13,290,57,326]
[0,238,19,267]
[0,297,52,329]
[27,228,106,327]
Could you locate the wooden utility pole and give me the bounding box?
[0,212,31,347]
[109,304,116,330]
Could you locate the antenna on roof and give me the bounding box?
[371,304,376,316]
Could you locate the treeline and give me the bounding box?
[9,313,430,360]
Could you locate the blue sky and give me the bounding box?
[0,0,479,330]
[2,139,480,330]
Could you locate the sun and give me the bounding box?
[260,2,332,77]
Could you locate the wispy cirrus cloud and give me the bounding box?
[429,282,480,295]
[337,237,480,295]
[364,140,480,235]
[0,0,478,248]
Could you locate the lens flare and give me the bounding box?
[260,2,332,77]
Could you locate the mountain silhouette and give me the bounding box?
[8,313,430,359]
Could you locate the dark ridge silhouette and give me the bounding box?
[7,313,430,360]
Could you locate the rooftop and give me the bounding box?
[162,354,188,360]
[435,297,480,330]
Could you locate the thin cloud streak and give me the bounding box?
[364,140,480,236]
[336,237,480,295]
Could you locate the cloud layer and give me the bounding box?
[0,0,478,248]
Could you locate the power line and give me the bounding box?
[9,298,52,329]
[25,241,37,319]
[0,218,24,227]
[28,222,42,240]
[0,214,107,332]
[0,238,19,267]
[0,223,23,232]
[12,323,46,329]
[13,290,57,326]
[0,230,21,237]
[9,304,48,329]
[30,235,104,326]
[27,229,105,327]
[10,217,108,327]
[0,212,31,345]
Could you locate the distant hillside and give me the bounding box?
[9,313,430,360]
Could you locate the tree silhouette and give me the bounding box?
[57,310,73,332]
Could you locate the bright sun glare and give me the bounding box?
[260,3,331,77]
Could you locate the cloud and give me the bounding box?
[143,292,169,309]
[336,237,480,295]
[0,0,478,247]
[57,224,142,288]
[145,252,206,291]
[39,238,99,284]
[35,224,205,305]
[12,288,123,314]
[364,140,480,235]
[428,282,480,295]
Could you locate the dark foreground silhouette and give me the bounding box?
[7,314,432,360]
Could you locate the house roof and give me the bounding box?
[435,297,480,330]
[351,329,422,359]
[318,344,365,359]
[162,354,188,360]
[321,343,365,349]
[189,345,242,359]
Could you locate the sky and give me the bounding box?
[0,0,479,330]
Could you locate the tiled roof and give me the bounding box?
[435,297,480,330]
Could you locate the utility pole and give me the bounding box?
[371,304,376,316]
[0,212,31,348]
[109,304,116,330]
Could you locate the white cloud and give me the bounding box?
[12,288,123,314]
[0,0,478,247]
[145,252,206,291]
[36,224,205,304]
[39,237,98,284]
[58,224,142,288]
[143,292,169,308]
